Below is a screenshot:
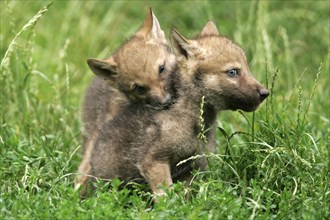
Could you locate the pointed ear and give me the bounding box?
[170,28,198,59]
[198,21,219,37]
[136,8,167,44]
[87,57,118,80]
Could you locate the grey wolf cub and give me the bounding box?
[75,9,179,195]
[78,21,269,198]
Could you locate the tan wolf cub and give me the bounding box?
[75,9,179,194]
[79,21,269,198]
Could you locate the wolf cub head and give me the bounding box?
[171,21,269,112]
[87,9,177,107]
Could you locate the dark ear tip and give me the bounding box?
[170,28,178,34]
[86,58,94,66]
[148,7,154,20]
[170,29,180,39]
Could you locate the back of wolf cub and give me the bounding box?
[76,9,179,194]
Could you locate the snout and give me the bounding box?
[159,93,173,106]
[224,86,269,112]
[149,93,173,109]
[258,88,269,101]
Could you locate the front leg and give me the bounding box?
[137,156,173,196]
[75,130,98,197]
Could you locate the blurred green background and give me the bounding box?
[1,1,329,219]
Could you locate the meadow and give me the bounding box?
[0,1,329,219]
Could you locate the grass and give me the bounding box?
[1,1,329,219]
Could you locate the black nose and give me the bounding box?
[259,88,269,100]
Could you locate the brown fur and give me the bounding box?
[75,9,179,193]
[77,21,269,197]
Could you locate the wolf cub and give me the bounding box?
[78,21,269,197]
[75,9,178,194]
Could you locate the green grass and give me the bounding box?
[1,1,329,219]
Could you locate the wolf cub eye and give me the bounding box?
[159,65,166,74]
[226,69,239,77]
[133,84,147,95]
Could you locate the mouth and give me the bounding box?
[237,104,259,112]
[226,97,262,112]
[146,98,177,110]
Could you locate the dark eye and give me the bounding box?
[226,69,239,77]
[133,84,147,95]
[159,65,165,74]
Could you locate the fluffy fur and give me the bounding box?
[75,9,179,194]
[77,21,269,197]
